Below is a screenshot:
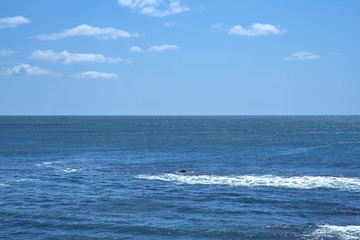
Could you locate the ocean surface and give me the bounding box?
[0,116,359,239]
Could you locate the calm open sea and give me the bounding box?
[0,116,359,239]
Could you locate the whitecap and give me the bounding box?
[0,178,39,187]
[136,174,360,192]
[36,161,63,167]
[311,225,360,240]
[13,178,39,182]
[274,146,322,156]
[64,168,80,173]
[35,161,53,167]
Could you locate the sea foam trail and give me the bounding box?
[136,174,360,192]
[311,225,360,240]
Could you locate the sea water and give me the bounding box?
[0,116,359,239]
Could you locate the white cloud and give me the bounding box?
[117,0,189,17]
[147,44,178,52]
[0,49,16,56]
[36,24,138,40]
[229,23,285,37]
[31,50,122,64]
[6,64,56,76]
[0,16,30,29]
[72,71,118,79]
[211,23,228,32]
[165,21,177,27]
[130,46,143,53]
[284,51,320,60]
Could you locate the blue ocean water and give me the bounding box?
[0,116,359,239]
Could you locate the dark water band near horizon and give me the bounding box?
[0,116,359,239]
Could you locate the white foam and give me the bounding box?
[277,147,310,156]
[36,161,63,167]
[311,225,360,240]
[274,146,323,156]
[36,161,53,167]
[13,178,39,182]
[64,168,80,173]
[0,178,39,187]
[136,174,360,192]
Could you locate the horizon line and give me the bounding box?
[0,114,359,117]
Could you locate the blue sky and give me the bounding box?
[0,0,359,115]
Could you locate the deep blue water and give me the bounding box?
[0,116,360,239]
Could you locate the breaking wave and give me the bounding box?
[35,161,63,167]
[64,168,80,173]
[311,225,360,240]
[36,161,80,173]
[0,178,39,187]
[136,174,360,192]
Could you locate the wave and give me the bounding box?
[311,225,360,240]
[36,161,80,173]
[275,147,315,156]
[0,178,39,187]
[64,168,80,173]
[35,161,63,167]
[35,161,54,167]
[274,146,325,156]
[13,178,39,182]
[136,174,360,192]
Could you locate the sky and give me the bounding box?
[0,0,359,115]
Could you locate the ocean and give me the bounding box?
[0,116,359,239]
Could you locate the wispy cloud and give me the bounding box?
[31,50,122,64]
[130,46,143,53]
[117,0,189,17]
[147,44,178,52]
[36,24,138,40]
[229,23,285,37]
[211,23,228,32]
[284,51,320,60]
[165,21,178,27]
[72,71,118,79]
[6,64,57,76]
[0,49,16,56]
[0,16,30,29]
